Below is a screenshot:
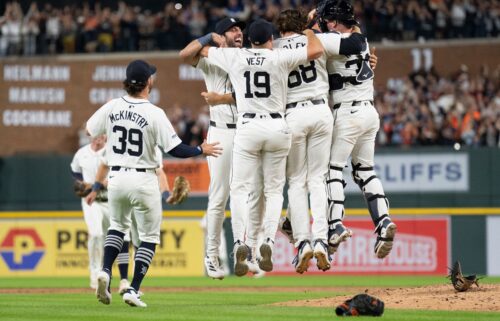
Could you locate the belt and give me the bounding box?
[332,100,373,110]
[210,120,236,129]
[110,166,154,173]
[286,98,325,109]
[242,113,282,119]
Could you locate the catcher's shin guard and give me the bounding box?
[326,164,351,250]
[351,163,390,226]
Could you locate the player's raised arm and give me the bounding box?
[304,29,324,60]
[179,33,226,65]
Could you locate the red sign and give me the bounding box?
[270,218,449,275]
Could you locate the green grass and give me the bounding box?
[0,276,499,321]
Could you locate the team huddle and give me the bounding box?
[72,0,397,309]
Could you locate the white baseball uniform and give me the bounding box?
[87,95,181,244]
[273,32,341,246]
[326,34,389,228]
[206,46,308,243]
[70,144,108,285]
[196,57,264,258]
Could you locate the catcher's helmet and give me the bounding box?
[317,0,358,32]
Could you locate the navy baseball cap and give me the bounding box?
[248,19,274,45]
[125,60,157,84]
[215,17,246,35]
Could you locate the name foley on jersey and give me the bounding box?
[109,110,149,128]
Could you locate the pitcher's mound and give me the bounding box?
[273,284,500,312]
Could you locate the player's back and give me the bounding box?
[326,33,374,104]
[273,34,330,104]
[103,96,168,169]
[207,46,307,114]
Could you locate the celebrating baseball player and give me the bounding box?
[196,19,324,274]
[70,135,131,293]
[318,0,397,259]
[179,17,264,279]
[87,59,221,308]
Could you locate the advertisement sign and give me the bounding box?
[0,219,204,277]
[162,159,210,195]
[345,153,469,193]
[270,218,449,275]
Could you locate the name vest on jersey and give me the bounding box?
[109,109,149,129]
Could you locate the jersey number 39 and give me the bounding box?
[112,125,143,156]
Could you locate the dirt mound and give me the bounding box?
[273,284,500,312]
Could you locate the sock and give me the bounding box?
[117,241,130,280]
[130,242,156,291]
[102,229,125,276]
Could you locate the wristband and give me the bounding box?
[197,145,203,155]
[197,33,213,47]
[162,191,171,200]
[92,182,104,192]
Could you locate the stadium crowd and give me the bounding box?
[1,0,499,56]
[166,65,500,148]
[2,1,499,148]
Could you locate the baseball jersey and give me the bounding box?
[71,144,105,182]
[273,33,341,104]
[196,58,238,124]
[87,95,182,169]
[206,47,308,114]
[326,33,374,103]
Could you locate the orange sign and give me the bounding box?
[162,159,209,195]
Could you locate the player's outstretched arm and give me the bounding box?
[179,33,226,65]
[201,92,235,106]
[168,141,222,158]
[304,29,324,60]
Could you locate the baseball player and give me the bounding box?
[197,19,324,274]
[70,135,131,293]
[179,17,264,279]
[318,0,397,259]
[87,59,221,308]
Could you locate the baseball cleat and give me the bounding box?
[278,216,294,244]
[123,287,147,308]
[313,240,331,271]
[328,223,352,254]
[118,279,130,295]
[204,256,225,280]
[374,218,397,259]
[96,271,112,305]
[233,241,250,277]
[258,238,274,272]
[293,240,313,274]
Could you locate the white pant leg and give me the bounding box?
[81,200,106,280]
[261,118,292,241]
[230,122,261,243]
[285,111,310,246]
[307,105,333,242]
[108,171,161,244]
[246,171,265,248]
[206,126,235,256]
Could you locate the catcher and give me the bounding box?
[449,260,479,292]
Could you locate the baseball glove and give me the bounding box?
[335,294,384,317]
[449,260,479,292]
[167,176,190,205]
[74,180,92,198]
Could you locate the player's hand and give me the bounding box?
[369,47,377,70]
[85,191,97,205]
[201,140,222,157]
[201,91,223,105]
[212,33,227,48]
